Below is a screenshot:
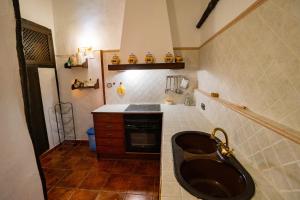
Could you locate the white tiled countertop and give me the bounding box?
[92,104,129,113]
[159,105,213,200]
[92,104,163,114]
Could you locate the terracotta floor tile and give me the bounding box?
[73,157,97,170]
[53,143,77,156]
[103,174,131,192]
[124,194,152,200]
[79,169,109,190]
[127,176,155,195]
[94,159,116,173]
[85,150,97,158]
[111,160,139,174]
[69,189,98,200]
[47,187,75,200]
[43,168,70,190]
[68,144,91,157]
[96,191,125,200]
[43,143,161,200]
[42,156,67,169]
[62,156,83,169]
[57,170,89,188]
[41,154,59,167]
[134,161,160,177]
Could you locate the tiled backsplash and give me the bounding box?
[196,0,300,199]
[103,50,200,104]
[195,90,300,199]
[197,0,300,133]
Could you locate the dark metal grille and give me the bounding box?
[22,27,51,65]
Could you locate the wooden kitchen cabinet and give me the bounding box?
[93,113,125,157]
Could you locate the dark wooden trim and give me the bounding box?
[196,0,219,29]
[26,64,55,68]
[21,18,56,67]
[12,1,48,199]
[100,50,106,104]
[108,63,185,71]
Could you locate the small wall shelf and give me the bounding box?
[71,79,99,90]
[65,59,88,69]
[108,62,185,71]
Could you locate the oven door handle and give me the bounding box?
[125,126,161,133]
[125,124,137,129]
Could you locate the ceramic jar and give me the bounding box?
[164,52,174,63]
[128,53,137,64]
[111,54,120,64]
[145,52,155,64]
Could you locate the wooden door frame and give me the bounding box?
[12,1,62,199]
[100,50,106,104]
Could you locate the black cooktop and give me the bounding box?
[125,104,161,112]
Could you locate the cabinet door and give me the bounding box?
[93,113,125,155]
[93,113,123,124]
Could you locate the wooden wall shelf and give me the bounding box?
[71,79,99,90]
[65,59,88,69]
[197,89,300,145]
[108,62,185,71]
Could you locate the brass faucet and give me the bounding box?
[210,128,233,157]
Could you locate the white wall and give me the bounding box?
[53,0,126,54]
[19,0,55,47]
[0,0,44,199]
[38,68,60,148]
[198,0,256,46]
[19,0,55,30]
[52,0,126,139]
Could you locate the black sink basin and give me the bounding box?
[175,131,217,154]
[181,159,246,198]
[172,131,255,200]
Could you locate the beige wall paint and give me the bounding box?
[53,0,126,54]
[19,0,56,50]
[167,0,207,47]
[19,0,55,30]
[0,0,44,199]
[196,0,300,199]
[55,54,104,140]
[198,0,256,46]
[52,0,126,139]
[120,0,173,63]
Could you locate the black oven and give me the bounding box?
[124,114,162,153]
